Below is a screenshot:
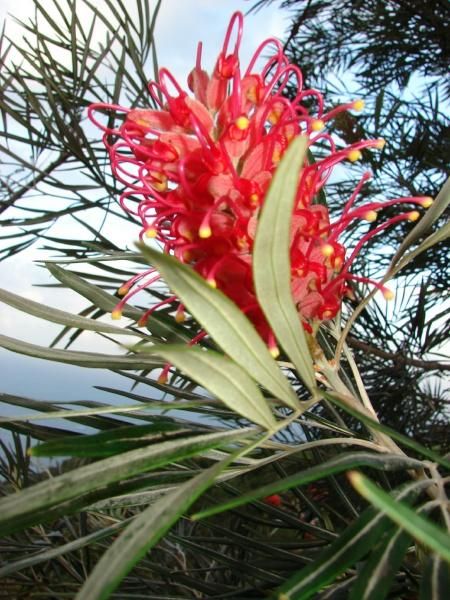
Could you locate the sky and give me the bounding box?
[0,0,288,424]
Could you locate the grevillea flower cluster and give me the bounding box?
[89,12,431,362]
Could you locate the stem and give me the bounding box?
[1,151,70,214]
[316,354,444,504]
[347,337,450,371]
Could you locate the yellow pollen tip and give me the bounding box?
[375,138,386,149]
[235,116,250,130]
[272,149,281,164]
[207,278,217,288]
[145,228,157,238]
[152,181,167,192]
[334,257,343,271]
[175,311,185,324]
[347,149,362,162]
[118,285,129,296]
[352,99,365,112]
[408,211,420,222]
[157,373,168,385]
[363,210,378,222]
[249,193,259,204]
[199,225,212,239]
[311,119,325,132]
[111,309,122,320]
[268,111,280,125]
[322,310,334,320]
[420,197,433,208]
[269,345,280,359]
[383,288,395,301]
[321,244,335,257]
[182,229,194,242]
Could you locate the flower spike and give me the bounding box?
[89,11,430,354]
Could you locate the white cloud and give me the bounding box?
[155,0,287,81]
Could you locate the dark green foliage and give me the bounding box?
[250,0,450,442]
[0,0,160,258]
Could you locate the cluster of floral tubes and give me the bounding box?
[89,11,431,365]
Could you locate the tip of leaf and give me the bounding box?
[347,470,363,489]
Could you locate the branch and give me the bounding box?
[346,337,450,371]
[0,151,70,215]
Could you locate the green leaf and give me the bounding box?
[253,135,316,391]
[349,471,450,563]
[75,458,231,600]
[395,220,450,274]
[348,527,411,600]
[0,517,131,578]
[324,391,450,469]
[0,427,253,537]
[0,287,144,337]
[138,245,299,409]
[391,176,450,268]
[192,452,423,520]
[274,509,390,599]
[420,554,450,600]
[137,344,276,429]
[29,422,191,457]
[273,482,424,600]
[0,333,164,370]
[0,397,210,426]
[45,262,187,342]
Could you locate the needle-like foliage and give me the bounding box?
[0,2,449,599]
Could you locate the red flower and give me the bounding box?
[263,494,283,508]
[89,12,432,356]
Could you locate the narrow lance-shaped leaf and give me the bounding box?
[273,508,390,600]
[0,333,164,370]
[192,452,423,520]
[138,244,299,409]
[420,554,450,600]
[28,422,192,458]
[75,458,232,600]
[272,481,426,600]
[394,220,450,274]
[324,391,450,469]
[349,471,450,563]
[0,427,254,537]
[136,344,276,429]
[348,527,412,600]
[390,175,450,267]
[253,135,316,392]
[0,287,145,337]
[45,262,188,342]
